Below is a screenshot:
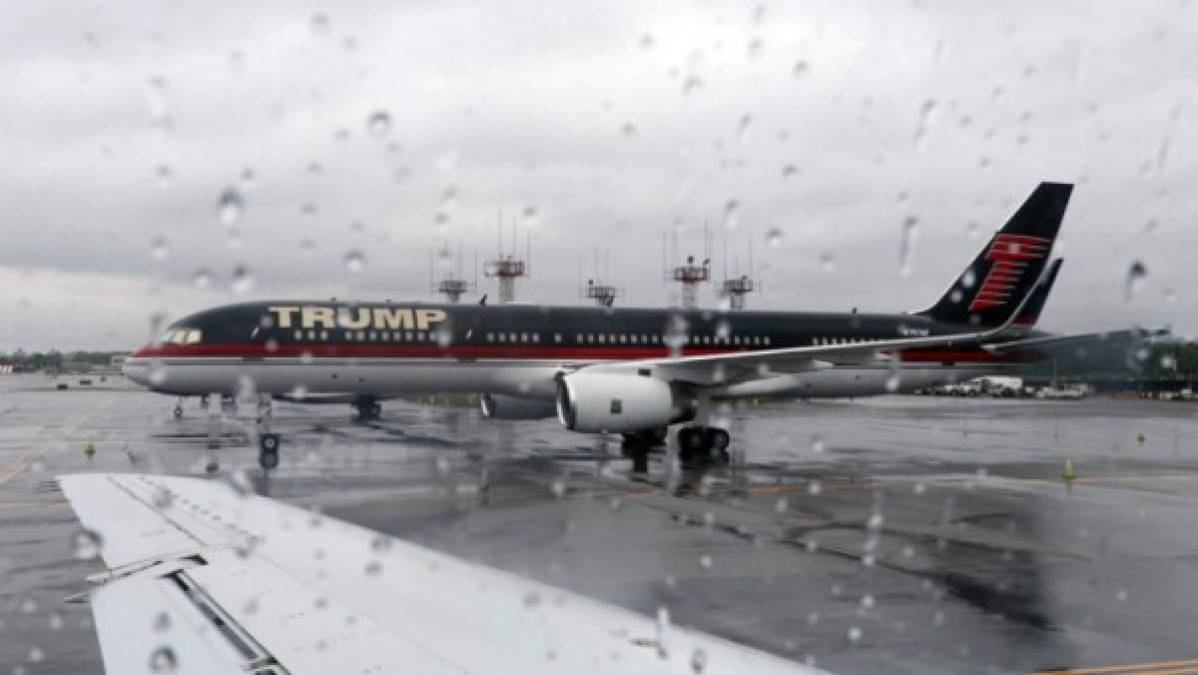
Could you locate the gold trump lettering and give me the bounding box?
[271,306,449,331]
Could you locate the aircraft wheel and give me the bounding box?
[173,406,183,419]
[705,428,731,453]
[259,448,279,470]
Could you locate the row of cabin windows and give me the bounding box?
[291,329,440,343]
[481,332,772,347]
[810,336,883,345]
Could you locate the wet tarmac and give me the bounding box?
[2,372,1198,674]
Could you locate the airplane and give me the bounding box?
[122,182,1147,469]
[59,472,822,674]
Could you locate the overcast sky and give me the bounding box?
[2,0,1194,351]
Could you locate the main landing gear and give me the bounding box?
[352,396,382,421]
[677,426,731,465]
[256,395,279,470]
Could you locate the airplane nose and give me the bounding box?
[122,356,150,386]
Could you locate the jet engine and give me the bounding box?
[555,372,690,433]
[480,393,558,420]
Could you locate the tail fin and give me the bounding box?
[917,182,1072,327]
[1012,258,1063,327]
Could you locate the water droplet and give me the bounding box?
[765,229,783,248]
[153,612,171,632]
[746,38,763,59]
[216,187,244,228]
[523,590,542,608]
[848,625,863,643]
[698,553,713,570]
[898,216,919,277]
[690,647,708,673]
[72,528,103,559]
[28,645,45,662]
[1125,261,1147,301]
[682,75,703,95]
[367,111,392,138]
[810,434,826,453]
[774,496,788,513]
[736,114,753,143]
[722,199,740,230]
[231,264,254,294]
[867,512,884,530]
[792,60,810,79]
[655,606,671,658]
[620,122,636,138]
[149,645,177,673]
[364,560,382,576]
[185,268,212,290]
[914,99,937,150]
[551,477,566,498]
[344,250,366,274]
[913,482,927,495]
[371,535,393,552]
[639,33,655,49]
[150,237,169,261]
[20,598,38,613]
[781,164,799,181]
[310,13,331,37]
[885,373,901,392]
[861,594,875,609]
[48,612,64,630]
[155,165,172,189]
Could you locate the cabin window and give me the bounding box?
[405,331,414,341]
[532,333,540,343]
[308,330,317,340]
[520,332,528,342]
[486,332,494,342]
[554,333,562,343]
[294,330,303,341]
[598,334,606,343]
[356,331,365,341]
[320,330,328,340]
[764,336,771,346]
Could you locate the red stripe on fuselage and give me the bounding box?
[133,343,735,361]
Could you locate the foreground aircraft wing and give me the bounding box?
[59,473,820,675]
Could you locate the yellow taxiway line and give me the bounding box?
[1038,658,1198,674]
[0,403,109,489]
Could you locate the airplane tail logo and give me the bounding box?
[918,182,1072,328]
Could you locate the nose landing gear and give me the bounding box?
[352,396,382,421]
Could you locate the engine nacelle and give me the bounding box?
[556,372,688,433]
[480,393,558,420]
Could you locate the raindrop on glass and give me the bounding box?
[310,13,331,37]
[523,590,542,608]
[698,553,713,570]
[367,111,392,138]
[898,216,919,277]
[885,373,901,392]
[765,229,783,248]
[153,612,171,632]
[781,164,799,181]
[810,434,826,453]
[723,199,740,230]
[231,264,255,294]
[344,250,366,274]
[72,528,103,560]
[150,237,169,261]
[682,75,703,96]
[216,187,244,228]
[690,647,708,673]
[1124,260,1147,301]
[792,60,810,79]
[190,268,213,290]
[848,625,862,643]
[155,165,172,189]
[149,645,177,673]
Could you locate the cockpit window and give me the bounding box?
[162,328,202,345]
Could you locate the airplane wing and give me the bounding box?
[579,264,1054,386]
[981,327,1168,355]
[59,473,821,675]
